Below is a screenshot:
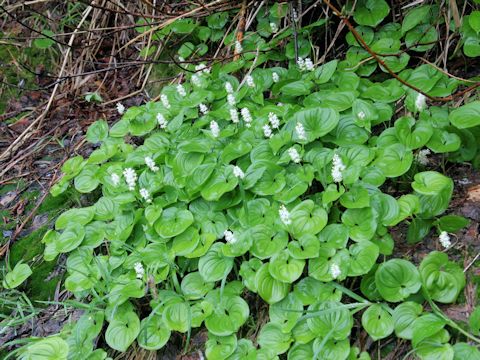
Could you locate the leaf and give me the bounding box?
[2,262,32,289]
[393,301,423,340]
[405,24,438,52]
[407,218,433,244]
[269,293,303,333]
[469,11,480,33]
[86,120,109,143]
[181,271,214,300]
[306,301,354,340]
[394,117,433,150]
[19,337,69,360]
[56,223,85,253]
[198,243,234,282]
[374,143,413,177]
[201,166,238,201]
[255,263,290,304]
[205,334,237,360]
[361,304,394,340]
[138,316,171,350]
[419,251,466,303]
[375,259,421,302]
[257,323,292,355]
[33,30,55,49]
[280,80,314,96]
[353,0,390,27]
[427,129,461,153]
[105,306,140,352]
[314,60,338,84]
[204,292,249,336]
[436,215,469,232]
[402,5,432,33]
[291,107,339,142]
[449,101,480,129]
[154,206,194,238]
[55,207,95,230]
[341,207,377,242]
[348,241,379,276]
[74,165,100,193]
[268,252,305,283]
[162,302,191,333]
[289,200,328,238]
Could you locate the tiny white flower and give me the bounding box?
[235,40,243,54]
[295,122,307,140]
[191,74,201,87]
[139,188,152,203]
[157,113,168,128]
[272,72,280,83]
[177,84,187,97]
[263,124,273,138]
[210,120,220,138]
[270,22,278,33]
[304,57,315,71]
[230,108,239,123]
[288,147,301,163]
[268,112,280,128]
[416,149,431,166]
[277,102,284,107]
[292,8,298,21]
[233,165,245,179]
[111,173,120,186]
[145,156,159,172]
[415,92,427,112]
[123,168,137,191]
[241,108,252,127]
[227,94,236,106]
[178,56,185,63]
[439,231,451,249]
[116,102,125,115]
[161,94,170,109]
[297,57,306,71]
[199,103,209,115]
[357,111,366,120]
[246,75,255,88]
[330,263,341,279]
[279,204,291,225]
[225,81,234,93]
[331,153,346,183]
[134,262,145,279]
[224,230,237,244]
[195,63,210,74]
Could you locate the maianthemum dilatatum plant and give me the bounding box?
[7,2,480,360]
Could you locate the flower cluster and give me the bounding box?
[415,92,427,112]
[134,262,145,279]
[234,40,243,54]
[268,112,280,128]
[210,120,220,138]
[297,57,315,71]
[279,205,291,225]
[139,188,152,203]
[157,113,168,128]
[263,124,273,138]
[230,108,239,123]
[233,165,245,179]
[416,148,431,166]
[224,230,237,244]
[270,22,278,33]
[331,153,346,183]
[330,263,341,279]
[161,94,170,109]
[123,168,137,190]
[145,157,159,172]
[288,147,301,163]
[111,173,120,186]
[246,75,255,88]
[439,231,451,249]
[295,122,307,140]
[116,102,125,115]
[241,108,252,127]
[199,103,209,115]
[272,72,279,83]
[177,84,186,97]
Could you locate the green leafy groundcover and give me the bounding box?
[8,2,480,360]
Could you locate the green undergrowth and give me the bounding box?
[3,2,480,360]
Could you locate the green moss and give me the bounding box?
[9,226,47,264]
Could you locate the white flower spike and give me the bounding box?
[116,102,125,115]
[330,263,341,279]
[246,75,255,88]
[225,81,234,94]
[111,173,120,186]
[439,231,451,249]
[123,168,137,191]
[415,92,427,112]
[295,122,307,140]
[145,156,159,172]
[140,188,152,203]
[235,40,243,54]
[268,112,280,128]
[134,262,145,279]
[157,113,168,128]
[279,204,291,225]
[191,74,201,87]
[263,124,273,138]
[160,94,170,109]
[416,149,431,166]
[304,57,315,71]
[210,120,220,138]
[230,108,239,123]
[233,165,245,179]
[272,72,280,83]
[241,108,252,127]
[270,22,278,33]
[288,147,301,163]
[177,84,187,97]
[199,103,209,115]
[331,153,346,183]
[227,94,236,106]
[224,230,237,244]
